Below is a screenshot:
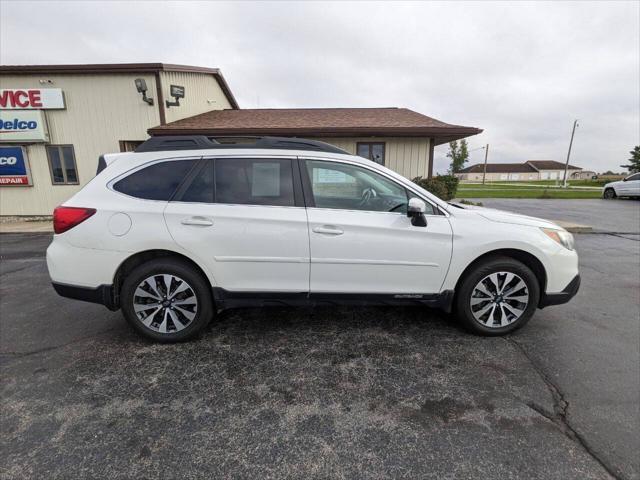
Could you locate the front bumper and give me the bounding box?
[539,274,580,308]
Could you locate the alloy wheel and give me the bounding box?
[133,274,198,333]
[469,271,529,328]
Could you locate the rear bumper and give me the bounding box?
[539,274,580,308]
[52,282,118,311]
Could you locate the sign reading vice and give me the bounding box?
[0,88,65,109]
[0,146,32,186]
[0,110,49,143]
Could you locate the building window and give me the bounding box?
[119,140,144,152]
[356,142,385,165]
[46,145,79,185]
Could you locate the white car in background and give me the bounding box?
[603,173,640,199]
[46,136,580,342]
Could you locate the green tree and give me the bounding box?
[620,146,640,173]
[447,139,469,173]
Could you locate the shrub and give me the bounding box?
[458,199,484,207]
[412,175,459,200]
[437,175,460,199]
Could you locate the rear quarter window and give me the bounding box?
[113,159,196,200]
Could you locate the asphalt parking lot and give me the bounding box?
[1,199,638,480]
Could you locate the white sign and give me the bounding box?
[0,110,49,143]
[0,88,65,109]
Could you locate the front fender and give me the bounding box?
[440,219,572,294]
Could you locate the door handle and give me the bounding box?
[312,225,344,235]
[181,216,214,227]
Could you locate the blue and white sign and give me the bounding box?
[0,146,32,186]
[0,110,49,143]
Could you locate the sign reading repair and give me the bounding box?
[0,110,49,143]
[0,146,32,186]
[0,88,65,109]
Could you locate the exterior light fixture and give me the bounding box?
[166,85,185,108]
[134,78,154,105]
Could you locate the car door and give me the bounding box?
[631,174,640,196]
[621,173,640,196]
[163,156,310,292]
[302,158,453,294]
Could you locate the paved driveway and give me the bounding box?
[1,199,638,479]
[464,198,640,233]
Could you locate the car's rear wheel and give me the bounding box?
[455,256,540,336]
[120,258,213,342]
[603,188,616,199]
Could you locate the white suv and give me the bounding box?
[47,136,580,342]
[602,173,640,199]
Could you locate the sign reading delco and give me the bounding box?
[0,88,65,109]
[0,110,49,143]
[0,146,32,186]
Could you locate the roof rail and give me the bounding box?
[135,135,349,154]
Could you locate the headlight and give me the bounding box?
[541,227,575,251]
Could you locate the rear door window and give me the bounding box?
[113,159,196,200]
[215,158,295,206]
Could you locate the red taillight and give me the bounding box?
[53,207,96,234]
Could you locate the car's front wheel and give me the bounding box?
[455,256,540,336]
[120,258,214,342]
[603,188,617,199]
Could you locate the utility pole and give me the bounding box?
[563,120,579,188]
[482,144,490,185]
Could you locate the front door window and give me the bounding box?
[305,160,421,214]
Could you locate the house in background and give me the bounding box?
[570,170,597,180]
[455,160,582,182]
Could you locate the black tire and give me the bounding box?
[454,256,540,336]
[120,258,214,342]
[603,188,616,199]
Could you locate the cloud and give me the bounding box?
[1,0,638,173]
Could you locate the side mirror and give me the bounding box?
[622,177,628,182]
[407,197,427,227]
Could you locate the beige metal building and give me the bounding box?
[0,63,238,215]
[1,63,482,216]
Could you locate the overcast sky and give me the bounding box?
[1,1,638,173]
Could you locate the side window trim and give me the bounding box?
[171,157,209,202]
[291,157,305,207]
[298,157,316,208]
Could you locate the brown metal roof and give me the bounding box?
[459,163,538,174]
[527,160,581,170]
[459,160,582,174]
[147,107,482,142]
[0,63,239,109]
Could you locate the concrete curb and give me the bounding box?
[550,220,593,233]
[0,221,53,234]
